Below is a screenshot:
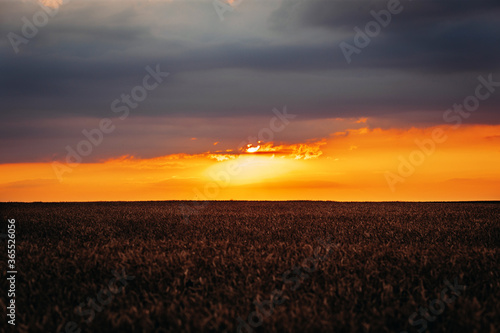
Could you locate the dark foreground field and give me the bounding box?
[1,201,499,333]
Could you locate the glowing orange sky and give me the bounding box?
[1,123,499,202]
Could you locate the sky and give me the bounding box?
[1,0,499,201]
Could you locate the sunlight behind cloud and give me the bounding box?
[246,144,260,153]
[205,155,303,187]
[241,141,326,160]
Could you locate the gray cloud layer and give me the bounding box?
[1,0,499,162]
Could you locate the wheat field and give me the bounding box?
[1,201,499,333]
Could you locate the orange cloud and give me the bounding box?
[239,141,326,160]
[38,0,63,9]
[1,124,499,202]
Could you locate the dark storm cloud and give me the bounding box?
[271,0,500,73]
[273,0,500,31]
[1,0,500,163]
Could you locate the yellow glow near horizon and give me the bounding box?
[1,124,499,202]
[204,154,303,187]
